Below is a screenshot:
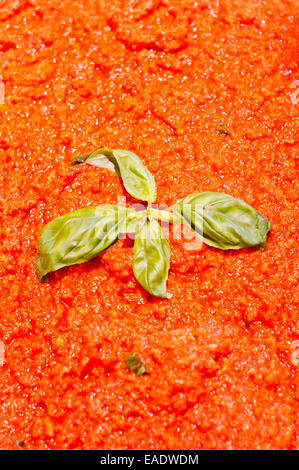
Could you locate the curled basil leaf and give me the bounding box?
[172,192,271,251]
[36,205,137,281]
[133,219,170,298]
[71,148,156,203]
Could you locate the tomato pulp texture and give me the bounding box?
[0,0,298,450]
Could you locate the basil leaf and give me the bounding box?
[172,192,271,251]
[71,148,156,203]
[125,353,147,376]
[133,219,170,298]
[36,205,134,281]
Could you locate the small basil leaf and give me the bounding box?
[172,192,271,251]
[125,353,147,376]
[71,148,156,203]
[133,219,170,298]
[36,205,131,281]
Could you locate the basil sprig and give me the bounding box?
[36,147,271,298]
[172,192,271,251]
[71,148,156,203]
[133,219,170,298]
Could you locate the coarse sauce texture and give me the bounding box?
[0,0,298,450]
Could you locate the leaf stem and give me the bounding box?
[148,208,181,224]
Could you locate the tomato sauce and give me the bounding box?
[0,0,298,449]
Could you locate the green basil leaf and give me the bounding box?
[36,205,135,281]
[125,353,147,376]
[172,192,271,251]
[71,148,156,203]
[133,219,170,298]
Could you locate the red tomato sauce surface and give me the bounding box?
[0,0,298,450]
